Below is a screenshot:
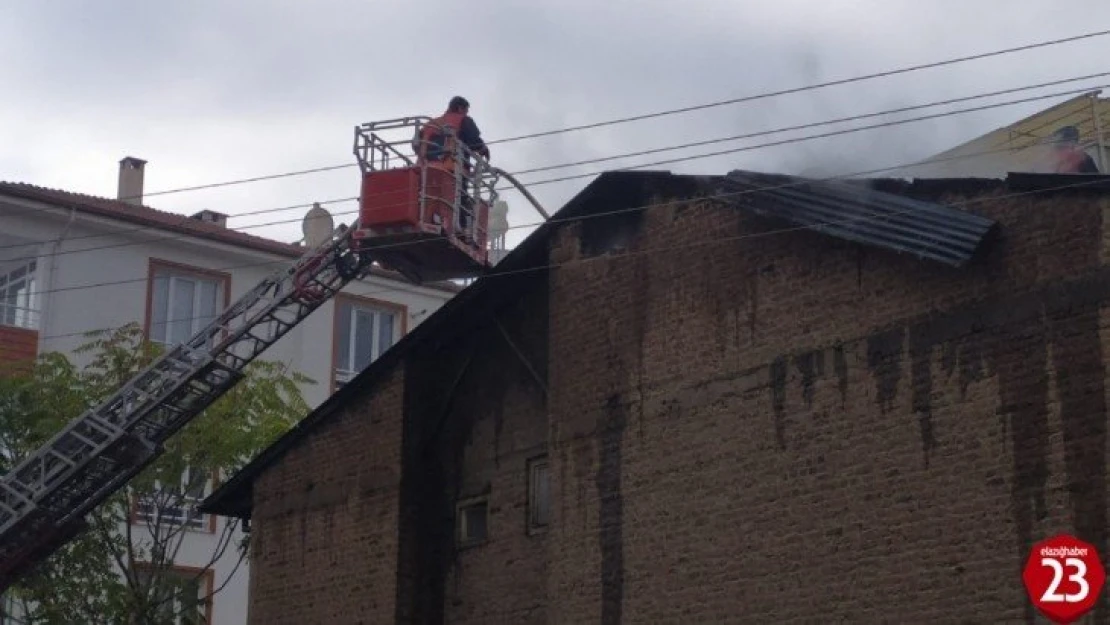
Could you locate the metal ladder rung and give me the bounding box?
[0,219,369,591]
[0,483,34,506]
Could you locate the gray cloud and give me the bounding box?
[2,0,1110,250]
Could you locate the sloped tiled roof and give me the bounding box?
[0,181,461,292]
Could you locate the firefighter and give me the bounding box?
[416,96,490,243]
[1050,125,1100,174]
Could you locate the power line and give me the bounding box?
[487,28,1110,144]
[511,72,1110,176]
[508,83,1110,187]
[7,26,1103,219]
[2,87,1097,284]
[23,126,1100,343]
[29,171,1110,346]
[2,77,1103,262]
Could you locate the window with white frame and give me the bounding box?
[134,466,210,531]
[149,265,225,347]
[333,299,398,388]
[0,259,37,329]
[133,565,210,625]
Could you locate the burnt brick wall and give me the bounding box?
[395,273,550,624]
[246,368,405,625]
[545,182,1110,623]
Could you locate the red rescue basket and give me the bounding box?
[350,117,501,284]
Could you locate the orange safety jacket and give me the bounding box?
[1056,147,1092,173]
[417,112,466,168]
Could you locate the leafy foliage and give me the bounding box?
[0,324,313,624]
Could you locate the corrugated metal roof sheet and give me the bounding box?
[720,170,999,267]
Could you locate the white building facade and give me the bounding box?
[0,157,459,623]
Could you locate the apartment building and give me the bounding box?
[0,156,460,623]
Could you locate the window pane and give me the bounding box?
[151,275,170,342]
[335,302,352,371]
[198,280,219,329]
[183,467,207,499]
[169,278,196,345]
[2,288,16,326]
[377,312,394,358]
[463,502,488,541]
[353,309,376,370]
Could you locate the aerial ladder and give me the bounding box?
[0,116,549,591]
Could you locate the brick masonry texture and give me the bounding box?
[0,326,37,376]
[394,272,549,624]
[546,183,1110,624]
[243,177,1110,624]
[247,368,405,625]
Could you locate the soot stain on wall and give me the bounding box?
[596,394,627,625]
[747,269,759,343]
[769,356,788,450]
[866,326,906,412]
[907,325,937,467]
[995,320,1051,600]
[794,350,825,408]
[895,262,1110,622]
[1048,306,1108,623]
[833,343,849,407]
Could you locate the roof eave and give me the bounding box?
[200,170,670,518]
[0,184,462,293]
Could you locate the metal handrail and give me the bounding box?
[353,119,501,246]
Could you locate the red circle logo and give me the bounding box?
[1022,534,1106,624]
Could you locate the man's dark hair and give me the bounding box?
[448,96,470,112]
[1053,125,1080,145]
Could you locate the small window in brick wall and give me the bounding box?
[528,456,551,532]
[457,498,488,546]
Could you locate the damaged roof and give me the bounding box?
[721,170,998,267]
[200,168,1004,519]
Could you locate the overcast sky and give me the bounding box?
[2,0,1110,248]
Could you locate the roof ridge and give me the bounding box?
[0,179,463,292]
[0,179,304,250]
[0,179,286,239]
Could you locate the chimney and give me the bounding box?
[117,156,147,205]
[190,209,229,228]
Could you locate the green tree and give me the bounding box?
[0,324,313,624]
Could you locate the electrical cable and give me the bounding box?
[2,77,1105,263]
[506,83,1110,188]
[7,98,1097,300]
[4,26,1105,222]
[486,29,1110,145]
[511,73,1110,176]
[6,68,1095,254]
[26,142,1107,344]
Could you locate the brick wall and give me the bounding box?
[246,272,550,624]
[243,176,1110,623]
[247,368,405,625]
[0,325,37,376]
[395,272,549,624]
[545,181,1110,623]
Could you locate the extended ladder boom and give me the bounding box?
[0,222,369,591]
